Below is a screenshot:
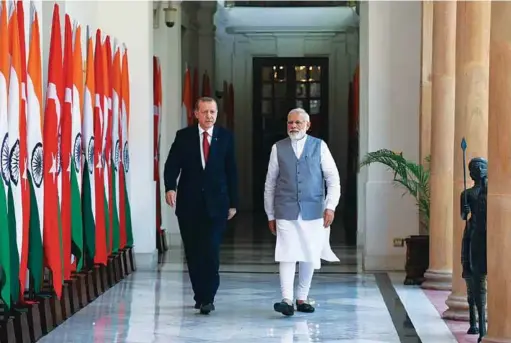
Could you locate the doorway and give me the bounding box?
[252,57,329,212]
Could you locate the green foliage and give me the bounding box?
[359,149,430,233]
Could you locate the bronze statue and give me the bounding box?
[460,157,487,342]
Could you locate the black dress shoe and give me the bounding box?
[296,301,315,313]
[200,303,215,315]
[274,300,294,316]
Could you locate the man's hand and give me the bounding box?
[165,190,176,207]
[228,208,237,220]
[268,220,276,236]
[323,209,335,228]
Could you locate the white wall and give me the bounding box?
[215,30,358,211]
[358,1,421,270]
[153,3,182,241]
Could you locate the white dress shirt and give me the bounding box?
[264,135,341,221]
[198,125,213,169]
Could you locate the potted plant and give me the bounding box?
[359,149,430,285]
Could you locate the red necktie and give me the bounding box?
[203,131,210,163]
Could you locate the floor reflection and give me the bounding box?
[36,213,458,343]
[38,269,402,343]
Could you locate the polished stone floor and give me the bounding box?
[37,213,460,343]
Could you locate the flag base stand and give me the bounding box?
[114,253,122,282]
[71,272,89,308]
[84,269,96,302]
[157,229,169,253]
[101,257,113,291]
[101,264,110,291]
[11,307,30,343]
[116,253,125,280]
[48,293,63,326]
[40,284,63,328]
[0,315,16,343]
[107,256,118,285]
[8,247,137,342]
[92,265,104,297]
[121,248,133,274]
[35,295,53,334]
[118,250,127,279]
[60,283,72,319]
[128,247,136,272]
[17,301,43,342]
[65,279,80,314]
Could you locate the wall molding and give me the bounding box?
[226,25,345,35]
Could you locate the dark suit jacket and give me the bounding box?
[163,125,239,219]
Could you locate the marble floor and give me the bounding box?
[37,214,462,342]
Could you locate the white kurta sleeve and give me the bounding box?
[264,144,279,221]
[320,141,341,211]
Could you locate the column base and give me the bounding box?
[442,293,469,321]
[421,269,452,290]
[482,337,511,343]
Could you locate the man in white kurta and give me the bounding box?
[264,108,340,316]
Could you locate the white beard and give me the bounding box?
[288,129,307,141]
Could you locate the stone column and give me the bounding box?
[443,1,491,320]
[421,0,456,291]
[482,2,511,342]
[419,0,433,167]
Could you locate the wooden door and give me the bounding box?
[252,57,329,211]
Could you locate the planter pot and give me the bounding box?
[404,235,429,285]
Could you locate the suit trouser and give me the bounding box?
[178,204,227,304]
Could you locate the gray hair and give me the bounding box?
[287,108,310,122]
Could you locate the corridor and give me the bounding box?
[36,219,461,343]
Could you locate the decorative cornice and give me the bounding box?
[225,25,345,35]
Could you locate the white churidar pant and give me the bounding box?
[279,261,315,301]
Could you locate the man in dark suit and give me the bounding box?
[164,97,238,315]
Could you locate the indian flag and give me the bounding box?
[82,25,95,264]
[7,0,23,302]
[71,20,83,271]
[120,45,132,247]
[110,40,121,253]
[0,0,12,309]
[26,0,44,293]
[15,0,30,300]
